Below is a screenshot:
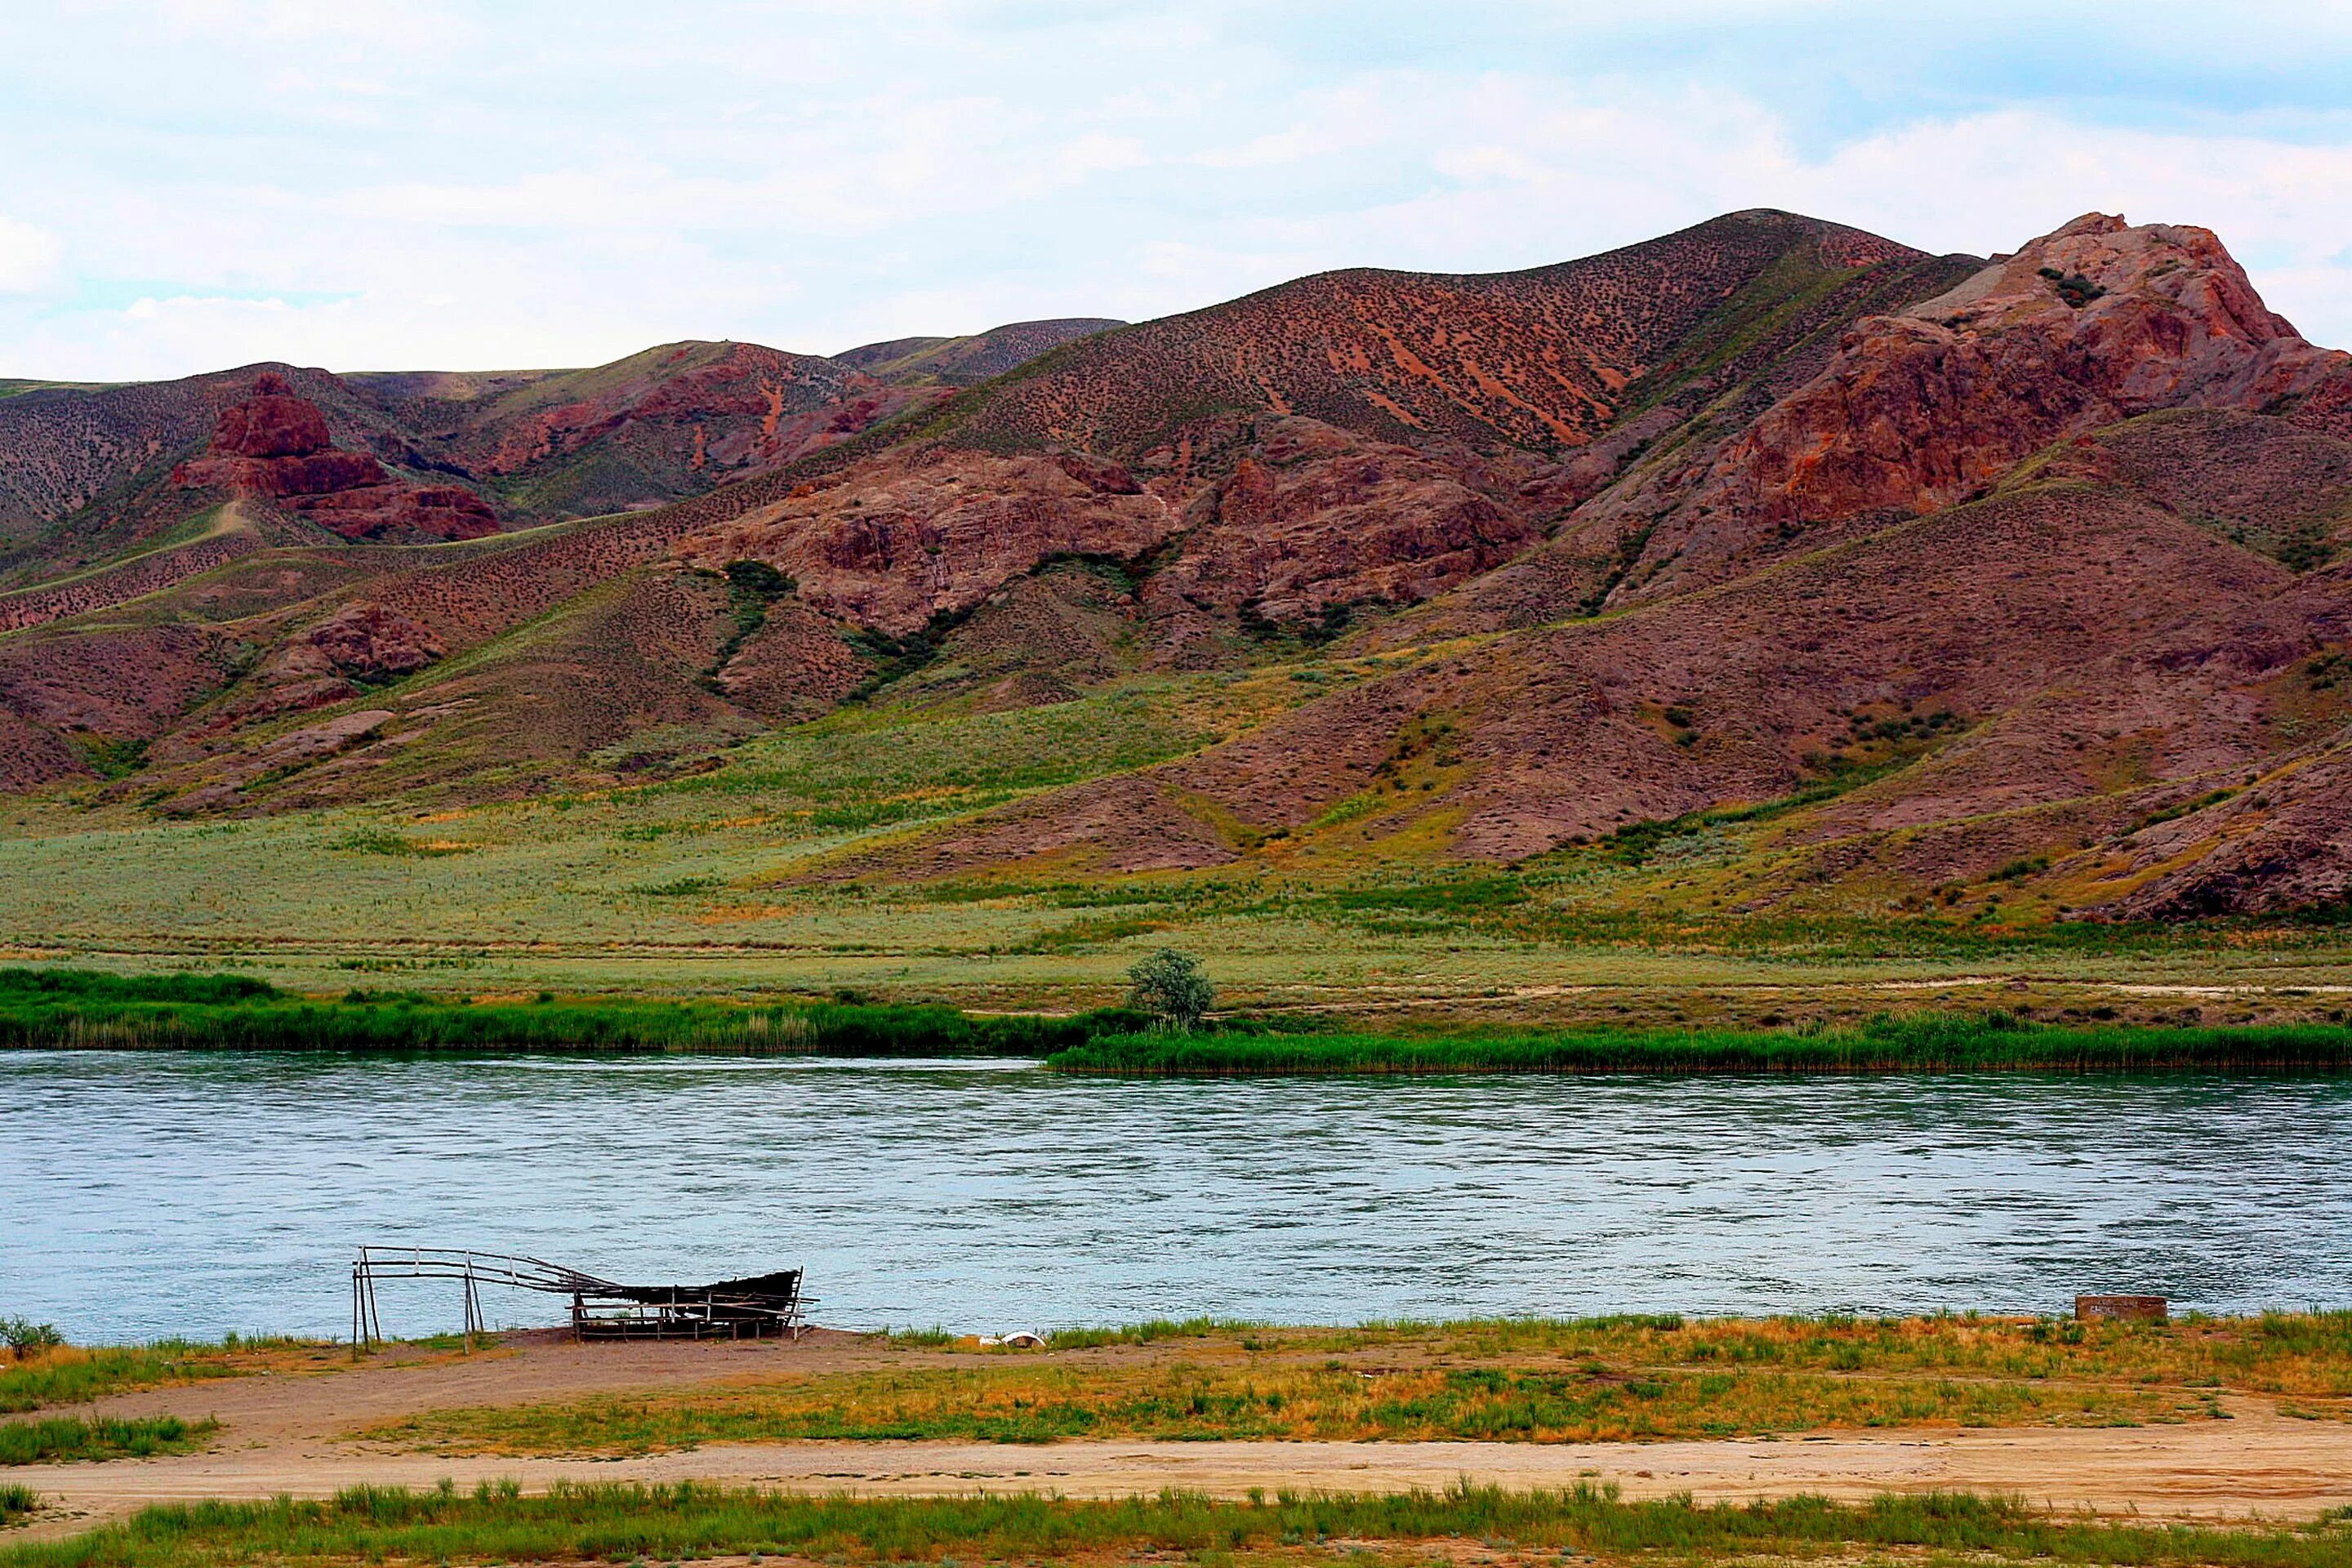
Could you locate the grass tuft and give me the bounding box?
[0,1416,215,1466]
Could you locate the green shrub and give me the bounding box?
[0,1321,60,1361]
[1125,950,1215,1031]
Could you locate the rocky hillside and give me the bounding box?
[7,211,2352,923]
[0,317,1120,594]
[344,341,925,523]
[833,318,1125,386]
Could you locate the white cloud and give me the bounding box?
[136,0,472,48]
[2,4,2350,375]
[0,217,61,295]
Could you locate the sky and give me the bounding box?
[4,0,2352,381]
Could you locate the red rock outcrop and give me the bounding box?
[305,601,448,679]
[1574,214,2352,601]
[173,373,498,542]
[672,447,1178,636]
[1138,417,1545,659]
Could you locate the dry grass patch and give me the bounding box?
[1312,1312,2352,1399]
[355,1358,2205,1457]
[351,1312,2352,1458]
[0,1337,334,1414]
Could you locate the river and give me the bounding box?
[5,1051,2348,1340]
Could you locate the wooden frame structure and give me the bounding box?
[350,1245,808,1347]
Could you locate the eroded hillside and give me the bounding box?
[7,210,2352,930]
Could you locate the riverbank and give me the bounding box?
[15,969,2352,1075]
[6,1316,2352,1561]
[17,1312,2352,1443]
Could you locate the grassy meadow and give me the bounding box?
[5,646,2352,1020]
[11,1481,2351,1568]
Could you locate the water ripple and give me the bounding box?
[2,1052,2348,1340]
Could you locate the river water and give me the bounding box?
[5,1051,2349,1342]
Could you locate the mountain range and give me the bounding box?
[5,208,2351,923]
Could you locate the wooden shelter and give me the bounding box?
[350,1246,808,1346]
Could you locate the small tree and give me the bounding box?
[0,1317,62,1360]
[1126,948,1215,1032]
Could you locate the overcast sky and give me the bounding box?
[4,0,2350,380]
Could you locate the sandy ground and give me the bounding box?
[11,1330,2352,1543]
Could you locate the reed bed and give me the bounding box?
[0,1416,214,1466]
[1048,1014,2352,1075]
[0,969,1137,1057]
[4,1481,2347,1568]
